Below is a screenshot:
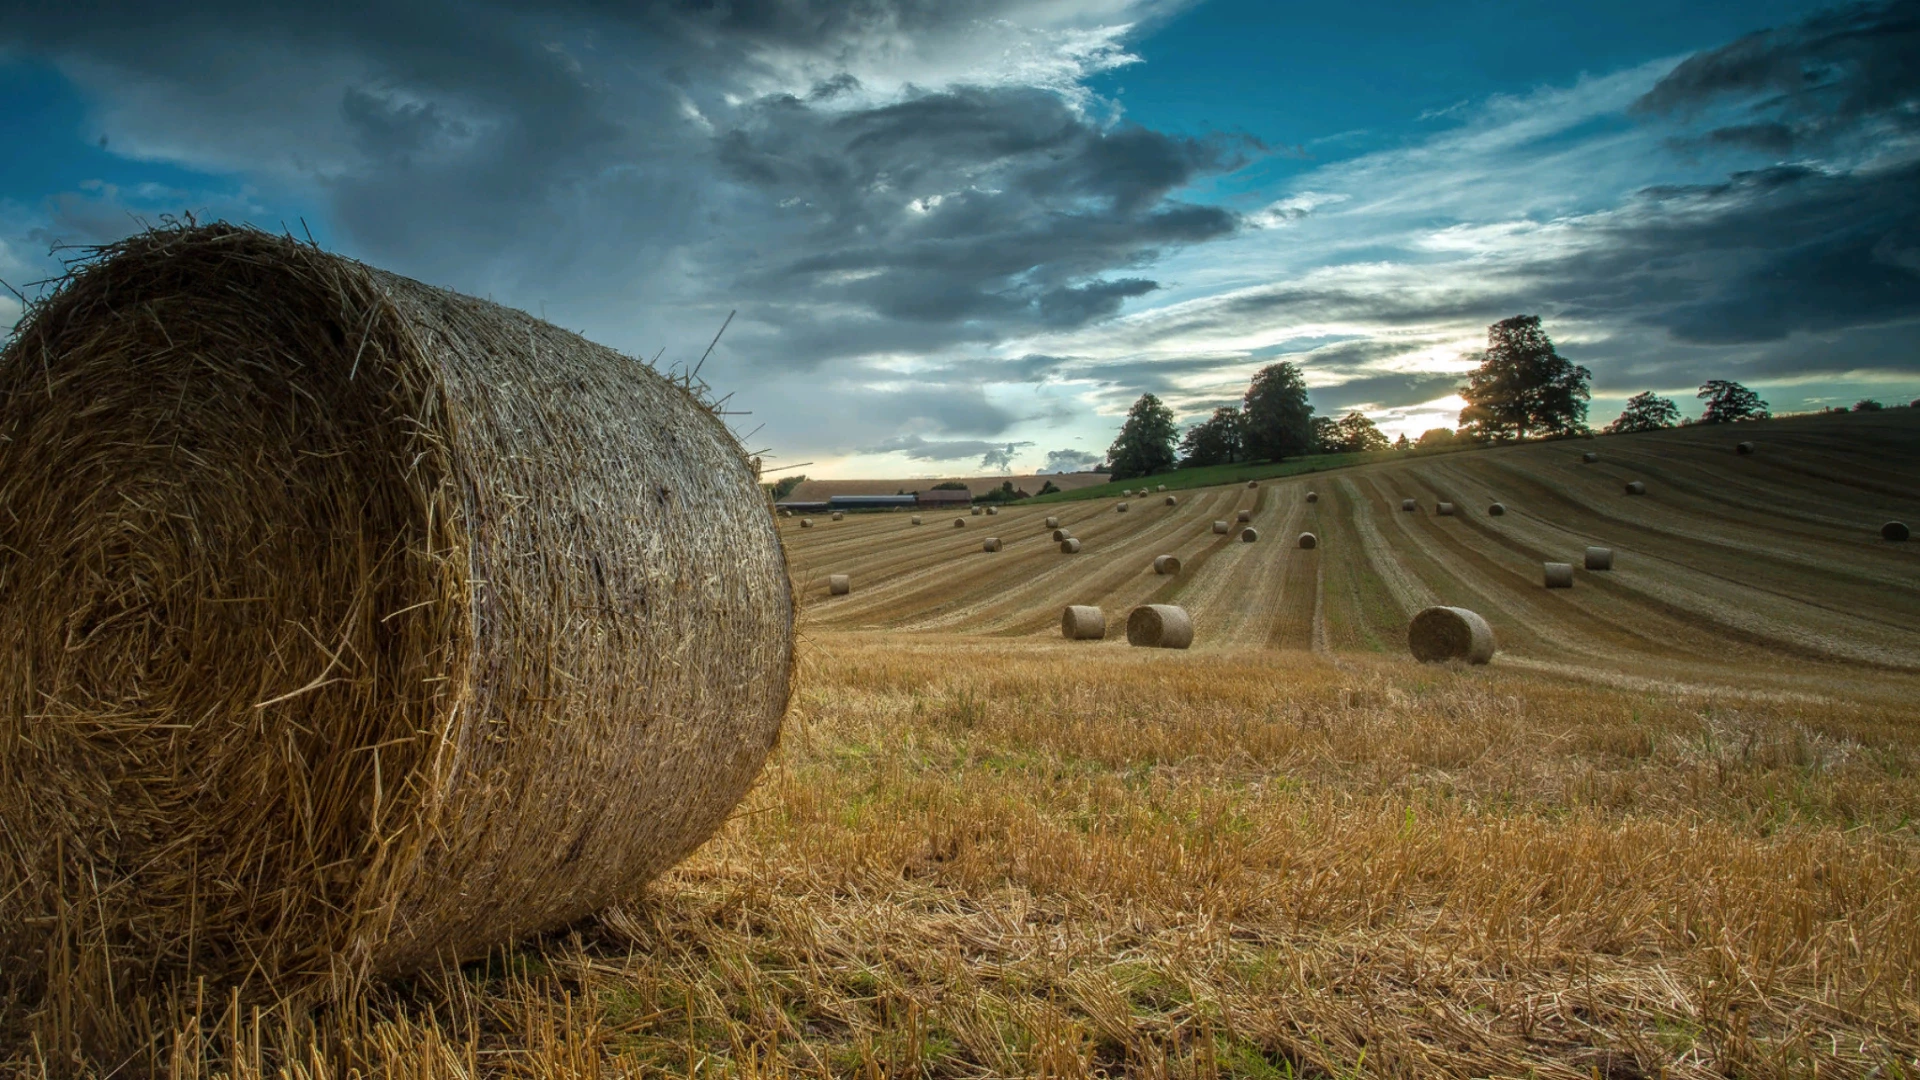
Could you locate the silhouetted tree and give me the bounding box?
[1606,391,1680,434]
[1854,398,1884,411]
[1415,427,1458,449]
[1393,433,1413,450]
[1698,380,1771,423]
[1314,411,1390,453]
[770,473,807,499]
[1107,393,1179,481]
[1458,315,1591,440]
[1242,362,1316,460]
[1178,406,1246,467]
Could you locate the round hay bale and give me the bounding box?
[953,518,967,528]
[780,509,791,517]
[1407,606,1495,664]
[1126,604,1194,649]
[1436,501,1456,516]
[986,506,998,516]
[1060,538,1083,554]
[1736,441,1755,455]
[1153,554,1181,575]
[1156,484,1167,492]
[1164,494,1178,506]
[1582,451,1599,463]
[1305,491,1318,503]
[828,574,852,595]
[1544,562,1575,588]
[1052,528,1071,542]
[0,225,794,1004]
[911,515,923,525]
[1247,480,1258,489]
[970,506,982,516]
[1045,516,1060,529]
[1884,521,1911,542]
[1122,488,1133,496]
[800,518,814,528]
[1401,498,1417,511]
[1212,520,1229,534]
[1236,510,1253,523]
[1488,503,1506,516]
[1117,502,1130,513]
[1298,532,1317,549]
[831,511,845,521]
[1624,481,1646,495]
[1241,527,1259,543]
[1061,605,1106,640]
[1584,546,1614,571]
[982,537,1003,552]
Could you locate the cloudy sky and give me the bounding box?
[2,0,1915,477]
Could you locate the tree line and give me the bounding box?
[1105,313,1795,482]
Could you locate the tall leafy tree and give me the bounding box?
[1333,411,1390,452]
[1697,380,1771,423]
[1393,433,1412,451]
[1457,315,1591,440]
[1606,391,1680,434]
[1242,361,1315,461]
[1106,393,1179,481]
[1310,415,1340,454]
[1178,406,1245,467]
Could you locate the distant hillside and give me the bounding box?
[786,472,1111,501]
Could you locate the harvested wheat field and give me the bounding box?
[7,409,1920,1077]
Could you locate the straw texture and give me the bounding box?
[1152,555,1181,575]
[1585,546,1614,571]
[829,574,853,595]
[1545,562,1575,588]
[0,225,794,1020]
[1060,605,1106,640]
[1407,606,1495,664]
[1126,605,1193,649]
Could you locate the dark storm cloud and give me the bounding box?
[1042,448,1103,472]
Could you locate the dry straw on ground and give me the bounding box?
[1407,605,1496,663]
[829,574,853,595]
[1060,539,1083,554]
[1241,528,1259,543]
[1585,546,1614,571]
[0,224,794,1051]
[1126,604,1194,649]
[982,538,1002,553]
[1213,520,1229,534]
[1152,555,1181,575]
[1060,605,1105,640]
[1883,521,1911,542]
[1299,532,1318,549]
[1545,562,1576,588]
[1626,481,1647,495]
[1489,502,1506,516]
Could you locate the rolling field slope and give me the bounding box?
[781,410,1920,697]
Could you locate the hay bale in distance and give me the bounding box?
[1488,503,1506,516]
[970,506,983,516]
[911,516,923,525]
[1045,516,1060,529]
[1061,605,1106,640]
[1544,562,1575,588]
[1298,532,1317,549]
[1436,502,1456,516]
[982,538,1003,552]
[986,506,999,516]
[1052,528,1071,542]
[1241,527,1259,543]
[828,574,852,595]
[1625,481,1647,495]
[1237,510,1253,523]
[1583,451,1599,463]
[1157,484,1167,492]
[1164,495,1178,506]
[1884,521,1911,542]
[1401,498,1417,512]
[800,518,814,528]
[1736,441,1755,455]
[1127,604,1194,649]
[0,224,793,1004]
[780,509,791,517]
[1122,488,1133,496]
[1247,480,1258,489]
[1060,538,1083,553]
[1117,502,1130,513]
[1153,554,1181,575]
[953,517,967,528]
[1584,546,1614,571]
[1305,491,1318,503]
[831,511,845,521]
[1213,520,1229,534]
[1407,606,1495,664]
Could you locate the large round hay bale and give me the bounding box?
[1305,491,1318,503]
[1436,501,1456,516]
[911,515,923,525]
[0,225,793,1008]
[1544,562,1575,588]
[1241,527,1260,543]
[1237,510,1253,523]
[1060,538,1083,553]
[1117,502,1130,513]
[1488,503,1506,516]
[800,518,814,528]
[1153,554,1181,575]
[1298,532,1318,549]
[1164,494,1178,506]
[1582,451,1599,463]
[982,537,1003,552]
[1212,520,1229,534]
[1884,521,1911,542]
[1401,498,1417,511]
[1126,604,1193,649]
[986,506,999,516]
[1061,605,1106,640]
[828,574,852,595]
[1045,516,1060,529]
[1625,481,1646,495]
[954,518,967,528]
[1584,546,1614,571]
[1407,606,1495,664]
[1736,441,1755,455]
[831,510,845,521]
[1052,528,1071,542]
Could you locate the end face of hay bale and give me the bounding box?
[828,574,852,595]
[1236,510,1252,523]
[1884,521,1911,542]
[1241,527,1259,543]
[1062,605,1106,640]
[1584,546,1614,571]
[1736,441,1756,455]
[1152,554,1181,575]
[1116,502,1130,513]
[1582,451,1599,463]
[831,511,845,521]
[1544,562,1575,588]
[1401,498,1418,512]
[801,518,814,528]
[1045,516,1060,529]
[1625,481,1647,495]
[1298,532,1318,549]
[1247,480,1258,489]
[954,518,967,528]
[983,537,1003,552]
[1164,495,1178,506]
[970,506,982,516]
[1212,520,1229,534]
[986,506,999,516]
[1060,538,1083,553]
[1305,491,1318,503]
[1407,606,1495,664]
[1052,528,1071,542]
[1127,604,1194,649]
[911,515,923,525]
[1488,503,1506,516]
[1436,502,1456,516]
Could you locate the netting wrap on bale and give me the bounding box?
[1407,607,1495,664]
[1126,605,1193,649]
[1061,605,1105,640]
[0,226,796,1026]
